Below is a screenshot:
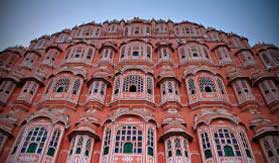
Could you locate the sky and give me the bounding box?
[0,0,278,51]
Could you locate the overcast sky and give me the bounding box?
[0,0,278,51]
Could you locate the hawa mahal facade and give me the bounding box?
[0,18,278,163]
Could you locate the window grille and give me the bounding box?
[20,126,48,154]
[240,132,252,158]
[114,125,143,154]
[201,132,212,159]
[188,79,195,94]
[214,128,241,157]
[103,128,111,155]
[147,128,154,156]
[47,129,61,157]
[123,75,144,93]
[199,77,216,92]
[53,78,70,93]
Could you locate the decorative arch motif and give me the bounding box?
[183,65,218,78]
[103,108,158,127]
[99,41,118,52]
[22,108,69,128]
[115,65,154,76]
[193,109,241,130]
[49,67,87,79]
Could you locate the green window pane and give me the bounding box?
[224,145,234,157]
[205,149,212,159]
[176,149,182,156]
[123,142,133,154]
[47,147,55,156]
[148,147,153,156]
[103,146,109,155]
[27,143,37,153]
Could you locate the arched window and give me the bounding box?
[188,79,195,94]
[260,80,277,96]
[93,81,99,93]
[214,128,241,157]
[240,132,252,158]
[114,78,120,95]
[175,138,182,156]
[114,125,143,154]
[20,81,37,96]
[129,85,137,92]
[72,79,81,95]
[162,83,166,95]
[43,50,57,66]
[158,47,171,60]
[47,129,61,157]
[69,137,76,156]
[199,77,216,92]
[201,132,212,159]
[167,140,172,157]
[75,137,84,154]
[147,128,154,156]
[22,53,38,69]
[72,47,84,58]
[239,51,255,66]
[53,78,70,93]
[103,128,111,155]
[241,80,249,93]
[168,81,173,93]
[174,83,179,95]
[147,77,153,95]
[68,135,93,162]
[120,42,152,61]
[217,47,232,65]
[161,80,180,103]
[11,128,25,155]
[234,80,250,95]
[20,126,48,154]
[100,82,106,95]
[165,136,189,161]
[85,138,92,156]
[263,140,274,157]
[217,78,225,94]
[132,51,139,57]
[123,75,144,93]
[146,46,151,58]
[190,46,199,57]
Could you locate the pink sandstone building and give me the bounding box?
[0,18,278,163]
